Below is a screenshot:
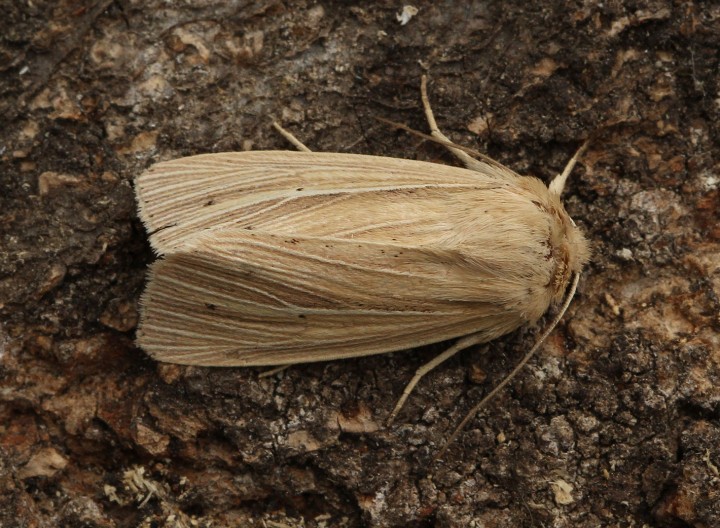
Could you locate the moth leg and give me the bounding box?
[272,121,312,152]
[420,75,487,172]
[548,139,590,197]
[258,365,289,378]
[386,332,489,425]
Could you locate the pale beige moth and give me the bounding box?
[135,77,590,427]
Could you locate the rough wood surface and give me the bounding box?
[2,1,719,527]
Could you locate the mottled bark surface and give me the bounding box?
[2,1,719,527]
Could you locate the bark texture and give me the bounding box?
[1,1,719,527]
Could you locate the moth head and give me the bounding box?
[551,205,590,303]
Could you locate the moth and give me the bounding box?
[135,77,590,431]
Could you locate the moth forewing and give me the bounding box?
[135,152,515,255]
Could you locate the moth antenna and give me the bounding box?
[434,272,582,462]
[272,121,312,152]
[548,139,590,196]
